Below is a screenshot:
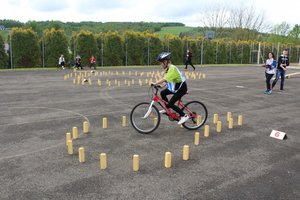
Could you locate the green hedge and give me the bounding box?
[1,28,300,68]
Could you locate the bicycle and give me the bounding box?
[130,84,208,134]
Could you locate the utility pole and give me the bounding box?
[8,28,13,69]
[42,37,45,68]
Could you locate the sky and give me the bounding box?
[0,0,299,28]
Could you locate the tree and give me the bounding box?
[200,4,229,28]
[227,6,267,40]
[11,28,40,68]
[100,31,123,66]
[163,34,183,65]
[0,34,8,68]
[145,32,163,65]
[76,30,98,66]
[228,6,266,31]
[271,22,291,36]
[25,20,42,36]
[288,24,300,44]
[43,28,69,67]
[123,31,147,65]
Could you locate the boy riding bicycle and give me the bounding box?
[151,52,189,125]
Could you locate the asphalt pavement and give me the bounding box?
[0,65,299,200]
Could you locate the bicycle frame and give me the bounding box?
[143,85,196,121]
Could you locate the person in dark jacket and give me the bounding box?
[185,49,195,70]
[75,55,82,70]
[272,49,289,91]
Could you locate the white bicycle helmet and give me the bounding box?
[156,52,171,62]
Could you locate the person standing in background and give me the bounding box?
[272,49,289,91]
[185,49,195,70]
[75,55,82,70]
[262,52,276,94]
[89,55,96,70]
[58,55,65,69]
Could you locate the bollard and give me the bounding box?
[66,132,71,145]
[73,79,76,84]
[133,154,139,172]
[122,116,126,127]
[78,147,85,163]
[216,121,222,133]
[83,121,89,134]
[183,145,189,161]
[103,117,107,129]
[99,153,107,169]
[72,127,78,139]
[154,117,158,126]
[67,140,73,155]
[204,125,210,137]
[194,132,200,145]
[238,115,243,126]
[164,152,172,168]
[227,112,232,122]
[228,118,233,129]
[213,114,218,124]
[197,115,202,125]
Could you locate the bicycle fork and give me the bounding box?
[142,100,155,119]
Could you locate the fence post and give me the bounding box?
[200,38,204,67]
[42,36,45,68]
[215,41,218,64]
[257,42,261,65]
[125,36,128,66]
[9,29,13,69]
[147,38,150,66]
[101,37,104,66]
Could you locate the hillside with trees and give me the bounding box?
[0,19,299,69]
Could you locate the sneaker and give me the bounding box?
[264,90,269,94]
[178,114,189,125]
[267,90,272,94]
[159,110,167,114]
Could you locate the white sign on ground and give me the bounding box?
[270,130,287,140]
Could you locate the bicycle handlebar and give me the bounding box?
[150,83,162,89]
[149,84,162,96]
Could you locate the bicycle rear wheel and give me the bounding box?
[182,101,208,130]
[130,102,161,134]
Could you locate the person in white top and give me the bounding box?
[58,55,65,69]
[262,52,276,94]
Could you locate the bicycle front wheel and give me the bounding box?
[130,102,161,134]
[182,101,208,130]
